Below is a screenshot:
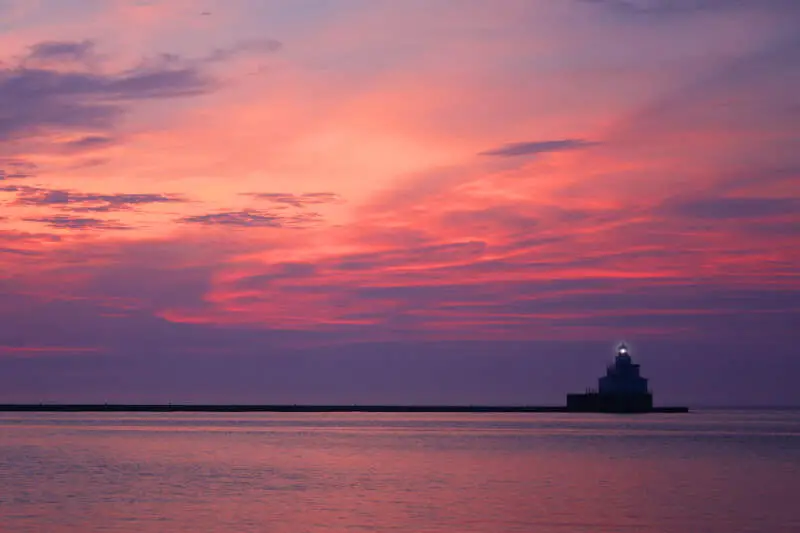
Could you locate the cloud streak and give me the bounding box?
[23,215,131,230]
[204,39,283,63]
[24,39,96,66]
[478,139,595,157]
[662,196,799,220]
[0,158,37,180]
[245,192,343,208]
[180,210,321,228]
[4,185,185,212]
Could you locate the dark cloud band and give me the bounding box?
[479,139,595,157]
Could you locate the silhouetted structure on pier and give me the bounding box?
[567,343,672,413]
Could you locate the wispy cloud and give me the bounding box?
[23,39,96,67]
[245,192,343,208]
[578,0,800,16]
[6,185,185,212]
[0,158,37,180]
[180,210,321,228]
[662,196,800,220]
[61,135,115,152]
[23,215,131,230]
[479,139,595,157]
[204,39,283,63]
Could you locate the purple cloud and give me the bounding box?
[0,158,37,180]
[245,192,342,207]
[204,39,283,62]
[8,185,185,212]
[61,135,115,151]
[180,210,321,228]
[23,215,131,230]
[479,139,595,157]
[25,40,95,64]
[663,196,799,219]
[0,41,215,142]
[233,262,318,291]
[579,0,800,16]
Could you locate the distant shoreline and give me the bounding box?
[0,404,689,413]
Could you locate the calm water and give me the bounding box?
[0,410,798,532]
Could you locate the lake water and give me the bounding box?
[0,410,798,532]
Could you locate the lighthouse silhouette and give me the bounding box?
[566,343,654,412]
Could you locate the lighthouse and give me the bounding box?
[598,344,649,395]
[566,343,655,412]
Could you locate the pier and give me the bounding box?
[0,404,688,413]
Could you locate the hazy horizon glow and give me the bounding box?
[1,0,798,405]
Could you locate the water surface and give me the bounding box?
[1,409,798,532]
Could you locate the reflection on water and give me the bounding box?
[1,410,798,532]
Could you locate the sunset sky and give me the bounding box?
[1,0,798,405]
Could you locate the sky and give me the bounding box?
[0,0,798,406]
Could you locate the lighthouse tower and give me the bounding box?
[598,344,649,395]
